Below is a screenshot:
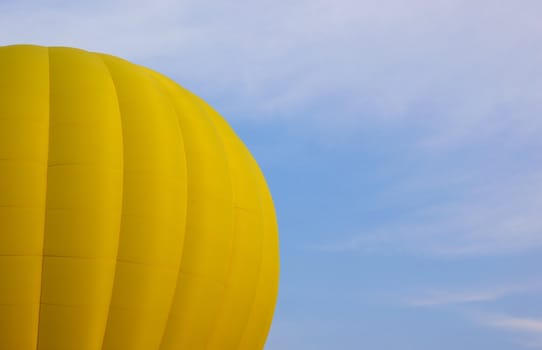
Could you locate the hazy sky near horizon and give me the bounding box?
[2,0,542,348]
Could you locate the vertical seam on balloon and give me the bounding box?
[141,68,190,350]
[180,92,236,350]
[199,116,266,349]
[232,150,267,350]
[257,182,280,350]
[94,53,125,350]
[148,73,201,350]
[35,45,51,350]
[238,165,280,350]
[198,102,244,350]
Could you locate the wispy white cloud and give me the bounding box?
[487,316,542,334]
[0,0,199,58]
[0,0,541,145]
[312,167,542,256]
[406,286,530,307]
[476,313,542,349]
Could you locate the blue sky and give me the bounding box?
[2,0,542,348]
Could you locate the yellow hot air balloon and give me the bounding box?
[0,45,279,350]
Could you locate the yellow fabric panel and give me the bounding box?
[38,47,123,350]
[237,162,280,350]
[199,101,265,350]
[99,54,187,350]
[0,45,49,349]
[0,44,279,350]
[146,72,236,350]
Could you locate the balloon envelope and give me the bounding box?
[0,45,279,350]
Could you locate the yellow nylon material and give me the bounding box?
[0,45,279,350]
[238,165,280,350]
[201,101,265,350]
[99,54,187,350]
[38,47,124,350]
[148,73,235,350]
[0,45,49,350]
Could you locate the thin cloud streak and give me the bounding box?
[477,313,542,349]
[0,0,541,146]
[488,316,542,334]
[407,288,523,307]
[312,169,542,257]
[403,282,542,308]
